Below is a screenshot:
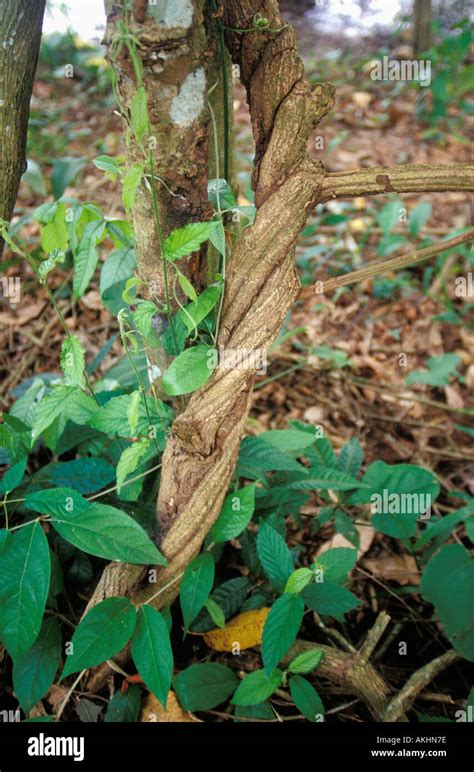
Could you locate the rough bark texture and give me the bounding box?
[0,0,46,257]
[104,0,214,304]
[86,0,334,614]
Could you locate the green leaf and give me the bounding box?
[420,544,474,660]
[288,648,324,675]
[351,461,440,539]
[237,435,306,479]
[208,220,226,256]
[408,202,432,235]
[174,663,238,711]
[0,458,27,495]
[32,386,98,440]
[257,522,294,591]
[130,86,148,141]
[22,159,47,196]
[122,164,144,214]
[205,598,225,628]
[40,203,69,253]
[105,684,141,722]
[207,179,236,209]
[259,429,318,453]
[100,247,136,316]
[164,222,218,262]
[288,465,366,491]
[284,568,313,594]
[289,674,325,721]
[51,157,87,199]
[231,668,283,707]
[180,284,222,333]
[73,219,106,300]
[88,393,172,439]
[133,301,159,344]
[338,437,364,477]
[377,199,403,235]
[39,249,66,279]
[131,606,173,708]
[13,618,61,712]
[177,272,198,302]
[262,593,304,675]
[312,548,358,585]
[50,502,167,565]
[0,522,50,661]
[25,487,90,517]
[416,501,474,549]
[163,345,215,396]
[116,439,152,493]
[191,577,250,632]
[60,336,85,387]
[180,553,215,631]
[211,484,256,544]
[61,597,137,679]
[93,155,123,176]
[406,353,461,387]
[305,436,338,468]
[302,582,361,618]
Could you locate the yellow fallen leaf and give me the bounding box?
[204,607,270,652]
[140,691,194,722]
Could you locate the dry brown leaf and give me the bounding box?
[364,554,420,586]
[140,691,194,722]
[204,607,270,652]
[0,302,45,327]
[444,385,464,409]
[316,525,375,561]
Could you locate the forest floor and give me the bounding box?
[0,12,473,721]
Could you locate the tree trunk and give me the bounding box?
[0,0,46,257]
[413,0,432,56]
[86,0,473,693]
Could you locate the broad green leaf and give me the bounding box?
[180,553,215,631]
[93,155,123,176]
[207,179,236,209]
[302,582,361,618]
[312,548,358,585]
[231,668,282,707]
[0,458,27,495]
[22,159,47,196]
[34,457,116,496]
[61,597,137,678]
[208,220,225,256]
[191,577,250,632]
[288,648,324,675]
[13,617,61,712]
[262,594,304,675]
[127,390,141,434]
[177,272,197,302]
[350,461,440,539]
[116,439,152,493]
[237,435,306,479]
[100,246,136,315]
[211,484,256,543]
[416,501,474,549]
[174,663,238,711]
[51,157,87,199]
[163,345,215,396]
[257,522,294,591]
[32,387,98,440]
[180,284,222,333]
[122,164,144,214]
[73,220,106,299]
[205,598,225,628]
[288,465,366,491]
[260,429,317,453]
[25,487,90,517]
[130,86,148,141]
[50,502,167,565]
[38,249,65,279]
[406,354,461,387]
[289,674,325,721]
[234,702,274,721]
[408,202,432,235]
[164,222,218,262]
[338,437,364,477]
[104,684,141,722]
[0,522,50,661]
[284,568,313,594]
[420,544,474,660]
[133,301,159,344]
[40,203,69,253]
[60,336,85,387]
[88,393,172,439]
[131,606,173,708]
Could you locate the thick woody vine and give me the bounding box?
[74,0,474,710]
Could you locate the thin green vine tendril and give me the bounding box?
[210,0,230,181]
